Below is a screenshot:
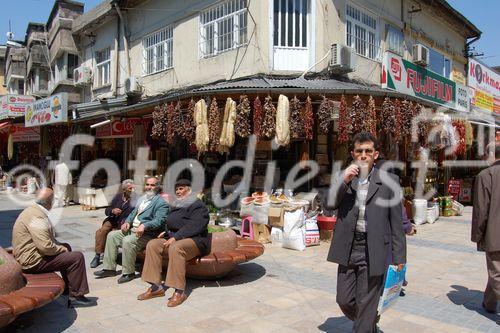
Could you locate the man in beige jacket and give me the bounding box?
[12,188,95,307]
[472,142,500,319]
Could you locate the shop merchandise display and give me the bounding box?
[235,95,252,138]
[364,95,377,136]
[172,101,183,138]
[181,99,196,142]
[275,94,290,147]
[303,96,314,141]
[318,96,334,134]
[253,96,263,139]
[351,95,366,134]
[289,96,303,139]
[219,97,237,152]
[208,98,221,152]
[337,95,350,143]
[194,99,209,153]
[151,104,168,140]
[166,102,175,145]
[261,96,277,139]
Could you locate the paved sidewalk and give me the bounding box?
[0,191,499,333]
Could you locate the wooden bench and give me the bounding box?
[0,247,65,328]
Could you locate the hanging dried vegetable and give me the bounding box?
[380,98,402,141]
[253,96,263,139]
[464,121,473,147]
[289,96,303,139]
[151,104,168,140]
[338,95,350,143]
[219,97,237,153]
[179,99,196,142]
[303,96,314,141]
[172,101,183,138]
[261,96,276,139]
[102,139,116,153]
[194,99,209,153]
[235,95,252,138]
[363,95,377,136]
[400,100,414,137]
[208,98,221,151]
[318,96,334,134]
[452,120,466,157]
[351,95,366,134]
[166,102,175,145]
[275,94,290,147]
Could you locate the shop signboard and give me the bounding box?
[455,83,470,113]
[25,93,68,128]
[468,58,500,114]
[382,52,456,108]
[0,95,36,120]
[447,179,461,200]
[95,118,140,139]
[11,125,40,142]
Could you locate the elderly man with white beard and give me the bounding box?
[94,177,169,284]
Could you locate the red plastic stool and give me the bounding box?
[240,216,254,239]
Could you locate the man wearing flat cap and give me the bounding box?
[137,179,210,307]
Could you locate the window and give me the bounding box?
[346,3,379,60]
[67,54,79,80]
[143,26,173,75]
[273,0,308,48]
[386,24,403,55]
[18,80,24,95]
[95,48,111,87]
[428,48,451,78]
[199,0,248,57]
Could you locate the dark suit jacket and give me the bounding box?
[327,168,407,276]
[104,193,136,226]
[165,198,210,256]
[472,160,500,252]
[125,194,169,235]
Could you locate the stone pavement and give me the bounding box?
[0,191,499,333]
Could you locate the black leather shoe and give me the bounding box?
[94,269,118,278]
[90,256,101,268]
[68,296,97,307]
[117,274,136,284]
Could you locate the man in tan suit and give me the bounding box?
[472,142,500,319]
[12,188,95,307]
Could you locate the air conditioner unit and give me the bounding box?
[125,76,142,95]
[329,44,357,73]
[413,44,429,66]
[73,66,92,86]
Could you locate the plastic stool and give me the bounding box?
[240,216,254,239]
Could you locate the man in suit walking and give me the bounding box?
[327,132,407,332]
[472,142,500,319]
[94,177,169,284]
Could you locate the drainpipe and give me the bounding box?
[114,2,131,79]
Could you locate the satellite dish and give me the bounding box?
[6,31,14,40]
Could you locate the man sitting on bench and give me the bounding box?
[11,188,96,307]
[137,179,209,307]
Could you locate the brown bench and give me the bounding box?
[137,230,265,280]
[0,247,65,328]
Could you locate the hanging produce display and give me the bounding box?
[303,96,314,141]
[180,99,196,142]
[318,96,334,134]
[338,95,350,143]
[364,95,377,136]
[219,97,237,153]
[102,138,116,153]
[253,96,263,139]
[400,100,414,137]
[208,98,221,151]
[464,120,473,147]
[351,95,366,134]
[235,95,252,138]
[48,125,69,149]
[7,133,13,160]
[166,102,175,145]
[261,96,276,139]
[380,97,402,142]
[151,104,168,140]
[194,99,209,153]
[275,94,290,147]
[289,96,303,139]
[172,101,183,138]
[452,119,466,157]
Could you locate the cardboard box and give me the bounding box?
[268,206,284,227]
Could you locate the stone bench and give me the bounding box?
[137,229,265,279]
[0,247,65,328]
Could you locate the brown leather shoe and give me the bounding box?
[167,292,187,307]
[137,287,165,301]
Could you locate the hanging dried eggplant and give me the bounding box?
[289,96,303,139]
[400,99,414,137]
[261,96,276,139]
[351,95,366,134]
[303,96,314,141]
[318,96,334,134]
[338,95,350,143]
[235,95,252,138]
[364,95,377,136]
[172,101,183,138]
[151,104,168,140]
[166,102,175,145]
[208,97,221,151]
[180,99,196,142]
[253,96,263,139]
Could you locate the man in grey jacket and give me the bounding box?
[472,142,500,318]
[94,177,169,284]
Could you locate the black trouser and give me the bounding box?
[336,233,384,333]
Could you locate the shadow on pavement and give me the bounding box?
[0,298,77,333]
[0,209,23,247]
[447,284,499,323]
[318,316,385,333]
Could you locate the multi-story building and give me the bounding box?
[5,43,27,95]
[25,23,51,98]
[0,46,7,96]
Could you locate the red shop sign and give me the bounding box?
[95,118,141,138]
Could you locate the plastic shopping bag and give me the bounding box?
[377,264,407,314]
